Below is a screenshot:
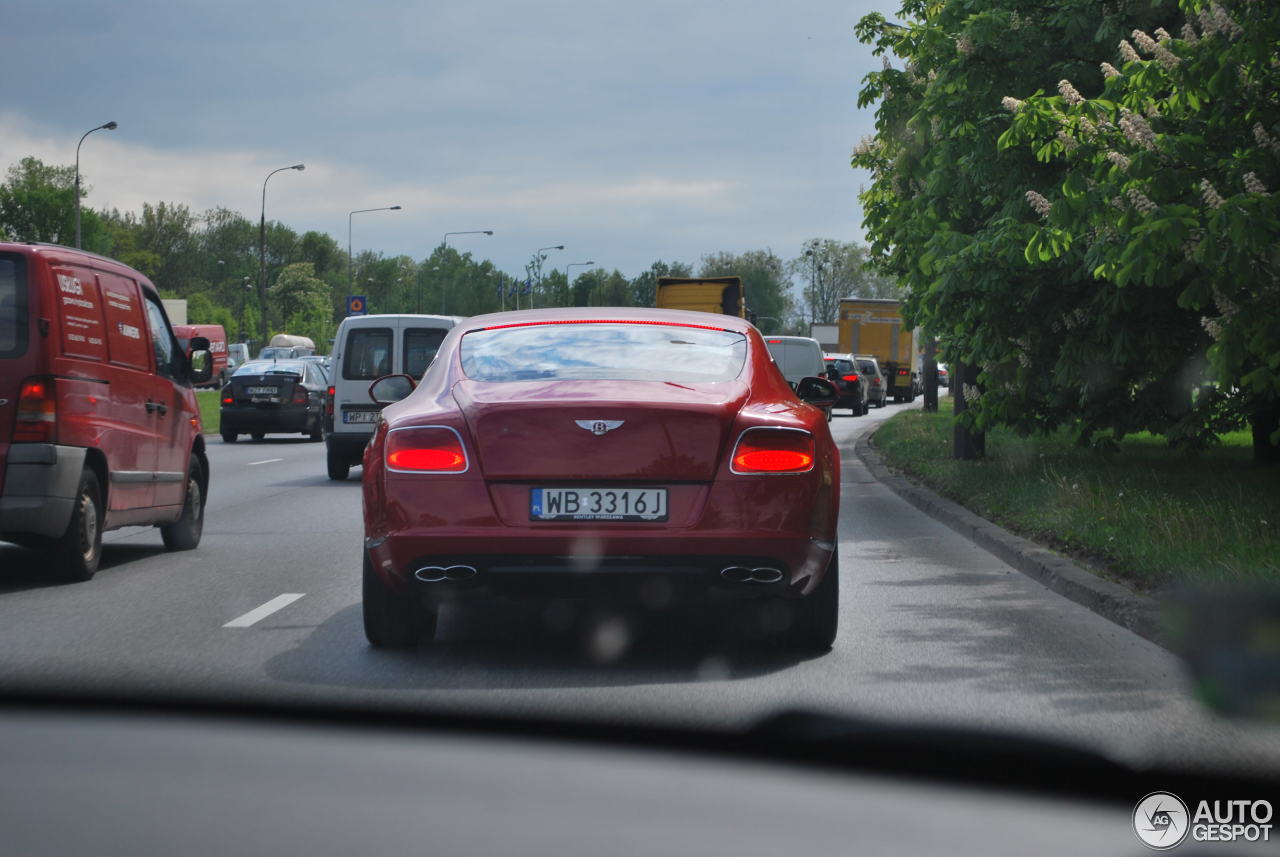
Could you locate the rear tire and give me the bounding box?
[160,455,205,551]
[363,553,436,648]
[51,469,103,582]
[308,417,323,442]
[790,554,838,651]
[327,447,351,481]
[250,432,265,441]
[221,430,237,443]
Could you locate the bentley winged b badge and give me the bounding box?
[575,419,624,437]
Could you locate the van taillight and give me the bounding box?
[326,385,335,417]
[14,377,57,443]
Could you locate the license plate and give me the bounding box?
[531,487,667,522]
[343,410,381,424]
[246,386,278,395]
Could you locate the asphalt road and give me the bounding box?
[1,399,1277,774]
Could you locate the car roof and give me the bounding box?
[456,306,757,336]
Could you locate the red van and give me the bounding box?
[0,243,213,580]
[172,324,228,387]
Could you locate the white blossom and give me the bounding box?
[1056,130,1079,152]
[1025,190,1052,218]
[1105,151,1131,170]
[1243,172,1269,195]
[1200,179,1226,209]
[1213,287,1240,318]
[1153,42,1181,70]
[1120,109,1156,150]
[1118,40,1141,63]
[1201,316,1223,341]
[1181,23,1199,44]
[1058,79,1085,106]
[1132,29,1158,53]
[1125,187,1158,214]
[1253,123,1280,155]
[1078,116,1098,140]
[957,35,974,56]
[1154,27,1173,42]
[1001,96,1023,112]
[1211,3,1244,40]
[1100,62,1121,79]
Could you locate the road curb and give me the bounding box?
[850,424,1166,649]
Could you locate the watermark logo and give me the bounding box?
[1133,793,1273,849]
[1134,792,1190,850]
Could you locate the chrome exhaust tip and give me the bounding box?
[414,565,478,583]
[719,566,784,584]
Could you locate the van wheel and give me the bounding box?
[251,432,265,441]
[327,447,351,481]
[161,456,205,551]
[221,430,237,443]
[52,469,104,582]
[363,553,436,648]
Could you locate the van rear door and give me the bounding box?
[0,252,34,500]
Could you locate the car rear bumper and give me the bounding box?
[221,405,315,434]
[0,443,86,539]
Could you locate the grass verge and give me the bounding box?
[873,399,1279,590]
[196,389,221,434]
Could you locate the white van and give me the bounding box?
[763,335,827,389]
[325,314,464,480]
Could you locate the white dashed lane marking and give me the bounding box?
[247,458,283,466]
[223,593,305,628]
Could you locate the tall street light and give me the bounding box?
[349,205,402,293]
[439,230,494,314]
[258,163,305,349]
[74,121,117,248]
[564,261,594,307]
[531,245,564,309]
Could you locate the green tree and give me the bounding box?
[852,0,1179,458]
[1000,0,1280,461]
[629,259,693,307]
[0,156,105,246]
[270,262,335,349]
[698,250,793,329]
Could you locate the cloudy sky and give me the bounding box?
[2,0,890,278]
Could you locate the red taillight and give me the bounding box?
[386,427,468,473]
[292,386,309,405]
[731,429,815,474]
[14,377,56,443]
[326,385,335,417]
[871,376,881,385]
[841,374,860,382]
[898,369,909,375]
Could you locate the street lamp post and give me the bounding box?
[564,261,594,307]
[258,164,305,348]
[74,121,117,248]
[439,230,494,313]
[348,205,402,293]
[531,245,564,309]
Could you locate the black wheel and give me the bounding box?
[327,446,351,481]
[790,554,838,651]
[221,430,237,443]
[250,432,265,441]
[363,553,436,648]
[308,417,323,442]
[51,469,103,582]
[160,455,205,551]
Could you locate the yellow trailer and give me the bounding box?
[655,276,746,318]
[837,297,919,402]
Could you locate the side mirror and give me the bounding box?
[795,376,838,406]
[189,349,213,384]
[369,374,416,405]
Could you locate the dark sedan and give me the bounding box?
[824,354,867,416]
[220,360,328,442]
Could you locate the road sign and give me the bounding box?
[347,295,367,316]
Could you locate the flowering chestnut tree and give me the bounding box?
[853,0,1278,460]
[999,0,1280,460]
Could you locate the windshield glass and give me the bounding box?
[460,322,747,383]
[1,0,1278,811]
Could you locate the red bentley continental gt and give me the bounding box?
[360,307,841,650]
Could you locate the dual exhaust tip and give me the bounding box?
[414,565,478,583]
[719,566,784,584]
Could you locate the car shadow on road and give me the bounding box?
[0,542,168,594]
[263,600,819,692]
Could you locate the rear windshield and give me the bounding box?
[404,327,448,378]
[827,359,854,375]
[235,361,305,376]
[460,322,747,383]
[0,254,28,359]
[343,327,393,380]
[857,359,878,374]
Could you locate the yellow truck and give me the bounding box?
[655,276,747,318]
[837,297,919,403]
